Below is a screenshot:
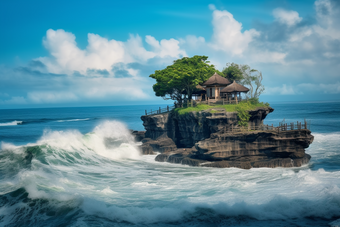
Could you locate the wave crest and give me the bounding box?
[0,120,23,126]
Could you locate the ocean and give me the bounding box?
[0,101,340,227]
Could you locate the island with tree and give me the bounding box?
[134,56,313,169]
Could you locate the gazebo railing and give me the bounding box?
[196,97,246,105]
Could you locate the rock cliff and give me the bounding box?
[138,106,313,169]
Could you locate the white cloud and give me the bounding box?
[264,82,340,96]
[28,92,78,103]
[209,8,260,55]
[273,8,302,27]
[145,35,186,58]
[298,82,340,94]
[313,0,340,39]
[2,1,340,107]
[208,4,216,10]
[38,29,186,76]
[265,84,298,95]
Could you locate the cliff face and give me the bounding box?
[141,107,273,148]
[139,106,313,169]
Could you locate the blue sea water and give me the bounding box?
[0,101,340,227]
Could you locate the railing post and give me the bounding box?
[167,106,169,112]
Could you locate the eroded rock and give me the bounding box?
[138,106,313,169]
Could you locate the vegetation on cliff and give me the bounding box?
[174,99,270,126]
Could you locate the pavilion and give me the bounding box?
[202,72,231,99]
[220,80,249,103]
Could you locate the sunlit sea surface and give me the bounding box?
[0,102,340,227]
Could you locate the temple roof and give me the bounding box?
[183,85,206,95]
[192,84,206,95]
[220,81,249,93]
[202,73,231,86]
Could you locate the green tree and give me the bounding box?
[223,62,265,99]
[150,56,220,105]
[222,63,248,82]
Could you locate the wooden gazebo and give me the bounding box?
[220,81,249,103]
[202,73,231,99]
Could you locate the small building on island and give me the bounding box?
[220,80,250,103]
[202,72,231,99]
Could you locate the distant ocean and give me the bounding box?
[1,101,340,227]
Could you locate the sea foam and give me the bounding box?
[1,127,340,226]
[0,120,23,126]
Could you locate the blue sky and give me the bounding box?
[0,0,339,108]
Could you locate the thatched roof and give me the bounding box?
[220,81,249,93]
[202,73,231,86]
[182,85,206,95]
[192,84,206,95]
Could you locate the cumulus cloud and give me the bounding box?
[273,8,302,27]
[264,82,340,97]
[209,6,260,56]
[38,29,186,75]
[265,84,299,95]
[0,63,155,107]
[1,0,340,107]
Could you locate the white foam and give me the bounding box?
[0,120,22,126]
[1,128,340,225]
[0,142,19,151]
[36,120,141,160]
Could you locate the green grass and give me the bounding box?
[174,100,270,126]
[174,101,269,115]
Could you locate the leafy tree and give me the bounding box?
[150,56,221,105]
[222,63,247,82]
[223,62,265,99]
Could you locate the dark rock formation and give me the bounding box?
[131,130,146,142]
[138,106,314,169]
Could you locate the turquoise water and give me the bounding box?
[0,102,340,226]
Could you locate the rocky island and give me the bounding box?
[135,56,314,169]
[133,104,313,169]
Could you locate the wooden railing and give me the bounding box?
[197,99,238,105]
[225,120,311,133]
[196,97,245,105]
[144,105,175,116]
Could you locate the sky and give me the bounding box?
[0,0,340,109]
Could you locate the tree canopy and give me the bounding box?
[222,63,247,82]
[149,55,221,104]
[222,62,265,99]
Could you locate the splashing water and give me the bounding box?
[0,119,340,226]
